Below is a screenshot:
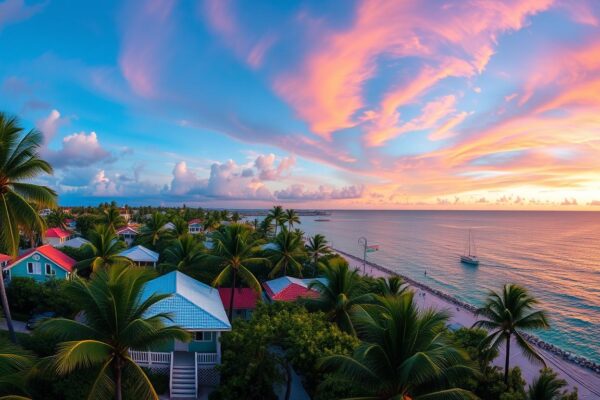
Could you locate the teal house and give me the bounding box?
[129,271,231,398]
[3,245,75,283]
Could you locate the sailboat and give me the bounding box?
[460,229,479,265]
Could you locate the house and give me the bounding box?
[119,208,131,222]
[262,276,326,302]
[64,218,77,230]
[129,271,231,398]
[162,222,176,231]
[188,219,202,234]
[0,254,11,280]
[43,228,72,247]
[218,288,259,319]
[57,236,90,249]
[119,245,159,267]
[116,225,138,247]
[39,208,52,217]
[3,245,76,283]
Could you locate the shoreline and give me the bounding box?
[334,248,600,376]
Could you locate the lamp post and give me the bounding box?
[358,237,367,274]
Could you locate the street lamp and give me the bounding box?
[358,237,367,274]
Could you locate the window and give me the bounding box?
[27,262,41,275]
[45,264,55,275]
[194,332,213,342]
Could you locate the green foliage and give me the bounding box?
[266,228,306,278]
[58,245,91,262]
[0,338,35,398]
[6,278,76,317]
[37,264,191,400]
[321,294,477,399]
[528,368,578,400]
[75,214,102,237]
[213,302,358,400]
[450,327,499,369]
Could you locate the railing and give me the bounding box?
[196,352,218,364]
[128,350,171,365]
[169,351,174,398]
[194,352,199,398]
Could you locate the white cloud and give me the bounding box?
[274,184,364,201]
[36,109,62,144]
[46,131,111,167]
[254,153,295,180]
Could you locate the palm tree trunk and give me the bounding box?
[114,358,122,400]
[228,269,237,320]
[504,333,511,385]
[0,274,16,343]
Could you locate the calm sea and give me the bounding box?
[299,210,600,364]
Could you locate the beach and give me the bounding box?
[337,249,600,400]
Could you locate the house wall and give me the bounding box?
[45,237,67,247]
[188,332,218,353]
[8,253,69,283]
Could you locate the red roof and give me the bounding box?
[0,253,12,264]
[116,226,138,235]
[188,219,202,225]
[262,282,320,302]
[45,227,71,238]
[6,245,76,272]
[218,288,259,309]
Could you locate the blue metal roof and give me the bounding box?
[119,245,159,262]
[141,271,231,331]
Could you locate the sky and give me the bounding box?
[1,0,600,210]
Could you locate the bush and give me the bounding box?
[6,278,76,317]
[211,302,358,400]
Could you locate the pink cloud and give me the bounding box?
[274,0,553,140]
[118,0,176,97]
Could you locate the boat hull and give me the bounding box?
[460,256,479,265]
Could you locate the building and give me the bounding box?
[64,218,77,230]
[57,236,91,249]
[218,288,259,319]
[43,228,72,247]
[188,219,203,234]
[162,222,176,231]
[118,245,159,267]
[119,208,131,222]
[116,225,138,247]
[3,245,76,283]
[0,254,11,280]
[129,271,231,398]
[262,276,326,302]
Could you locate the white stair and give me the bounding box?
[170,364,196,399]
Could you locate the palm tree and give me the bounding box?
[38,265,190,400]
[0,113,57,343]
[305,234,331,269]
[138,212,167,249]
[230,211,241,223]
[267,205,285,236]
[267,228,306,278]
[46,209,69,231]
[77,225,131,273]
[160,235,204,273]
[168,217,189,239]
[528,369,571,400]
[0,338,35,398]
[376,276,408,297]
[282,209,300,229]
[102,206,125,232]
[204,224,267,319]
[320,294,476,399]
[305,257,372,335]
[473,284,549,384]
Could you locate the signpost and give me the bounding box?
[358,237,379,274]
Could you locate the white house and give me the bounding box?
[119,245,159,268]
[43,228,72,247]
[57,236,90,249]
[116,226,138,247]
[188,219,202,234]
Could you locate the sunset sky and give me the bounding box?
[1,0,600,209]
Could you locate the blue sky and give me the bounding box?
[1,0,600,209]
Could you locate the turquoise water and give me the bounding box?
[299,211,600,364]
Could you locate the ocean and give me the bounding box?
[299,210,600,364]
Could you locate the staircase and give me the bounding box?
[170,352,197,399]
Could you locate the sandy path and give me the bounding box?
[340,252,600,399]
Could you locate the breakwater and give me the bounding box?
[334,248,600,376]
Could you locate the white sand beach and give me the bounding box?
[340,253,600,400]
